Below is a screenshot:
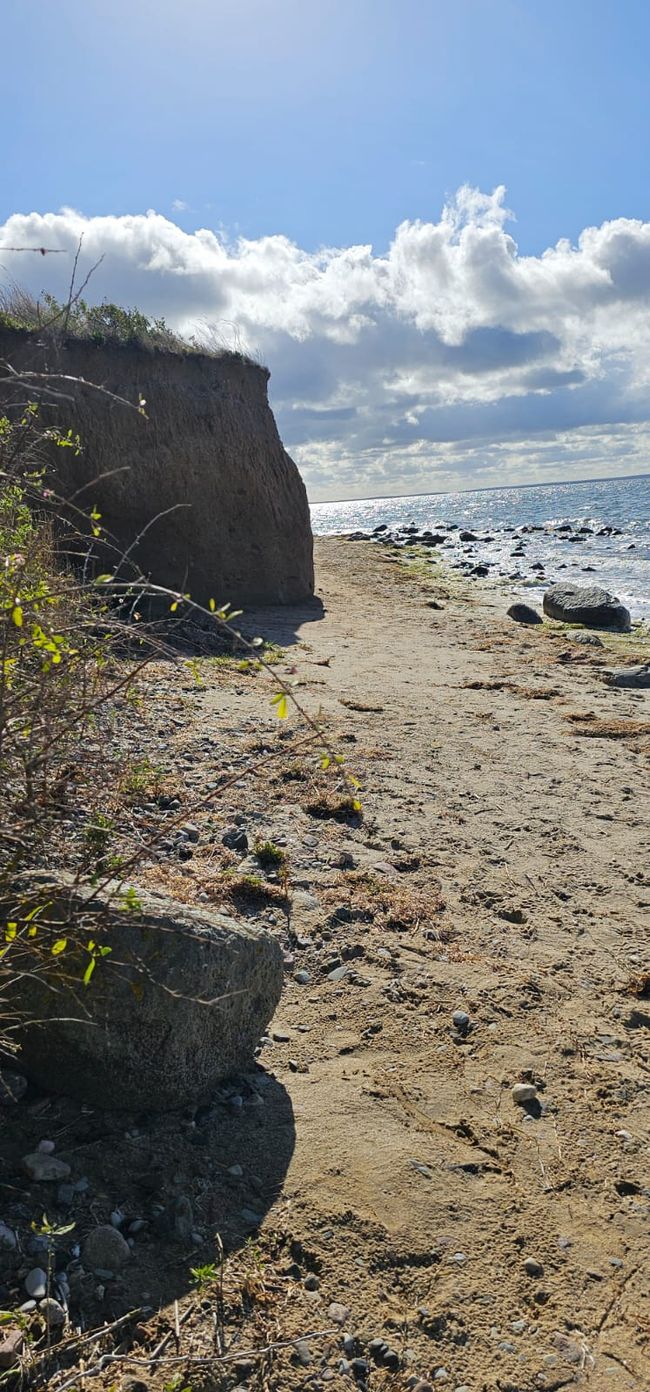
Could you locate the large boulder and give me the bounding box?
[604,663,650,689]
[543,584,631,632]
[0,328,314,607]
[5,873,283,1111]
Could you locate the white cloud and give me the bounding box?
[2,188,650,499]
[171,199,188,213]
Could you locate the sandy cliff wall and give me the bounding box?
[0,330,314,605]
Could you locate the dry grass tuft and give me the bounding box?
[564,713,650,739]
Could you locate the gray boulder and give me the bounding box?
[604,663,650,688]
[543,584,631,631]
[7,873,283,1111]
[507,602,543,625]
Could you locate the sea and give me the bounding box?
[310,473,650,621]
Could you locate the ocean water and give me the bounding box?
[310,474,650,620]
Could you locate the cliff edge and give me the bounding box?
[0,329,314,606]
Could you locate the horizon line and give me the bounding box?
[308,469,650,508]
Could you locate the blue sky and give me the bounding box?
[3,1,650,499]
[4,0,650,253]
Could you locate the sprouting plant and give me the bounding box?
[253,839,287,872]
[32,1213,75,1346]
[190,1262,218,1292]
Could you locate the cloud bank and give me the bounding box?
[2,187,650,500]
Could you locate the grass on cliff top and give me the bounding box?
[0,284,260,365]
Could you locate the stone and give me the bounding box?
[507,602,543,625]
[25,1268,47,1298]
[523,1256,544,1277]
[37,1139,55,1154]
[0,1223,17,1251]
[604,663,650,689]
[0,1069,27,1105]
[543,584,631,632]
[459,531,477,542]
[9,872,284,1110]
[512,1082,538,1106]
[82,1225,131,1272]
[0,1328,23,1369]
[294,969,311,985]
[328,1302,350,1325]
[39,1297,66,1326]
[571,630,603,647]
[222,827,249,853]
[172,1196,194,1243]
[293,1339,312,1365]
[22,1152,71,1182]
[452,1009,470,1032]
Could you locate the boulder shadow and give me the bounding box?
[0,1064,295,1322]
[241,594,326,649]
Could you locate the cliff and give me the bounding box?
[0,328,314,606]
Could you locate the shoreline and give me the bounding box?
[3,536,649,1389]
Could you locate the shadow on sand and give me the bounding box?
[1,1064,295,1321]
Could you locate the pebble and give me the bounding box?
[0,1223,17,1251]
[433,1371,449,1382]
[294,969,311,985]
[39,1297,66,1326]
[82,1225,131,1272]
[22,1152,71,1182]
[512,1082,538,1106]
[294,1339,312,1365]
[452,1010,470,1032]
[304,1273,320,1290]
[0,1328,23,1369]
[228,1164,244,1178]
[37,1139,56,1154]
[328,1301,350,1324]
[523,1256,544,1277]
[25,1267,47,1298]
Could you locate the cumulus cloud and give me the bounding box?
[2,187,650,499]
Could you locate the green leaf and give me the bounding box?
[83,956,96,987]
[11,605,23,627]
[271,693,288,719]
[51,938,67,956]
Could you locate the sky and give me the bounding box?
[2,0,650,501]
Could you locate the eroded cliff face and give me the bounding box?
[0,330,314,605]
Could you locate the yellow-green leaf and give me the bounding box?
[83,957,96,986]
[11,606,23,627]
[51,938,67,956]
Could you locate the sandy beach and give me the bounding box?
[4,536,648,1390]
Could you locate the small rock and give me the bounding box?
[512,1082,538,1106]
[37,1139,55,1154]
[523,1256,544,1277]
[57,1184,75,1208]
[0,1328,23,1369]
[0,1222,17,1251]
[25,1267,47,1298]
[304,1273,320,1290]
[222,827,248,853]
[328,1301,350,1325]
[22,1152,71,1183]
[293,1339,312,1366]
[228,1164,244,1178]
[39,1296,66,1326]
[294,970,311,985]
[452,1009,470,1033]
[82,1225,131,1272]
[604,663,650,689]
[120,1379,149,1392]
[172,1195,194,1243]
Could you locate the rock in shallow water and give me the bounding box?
[8,872,284,1111]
